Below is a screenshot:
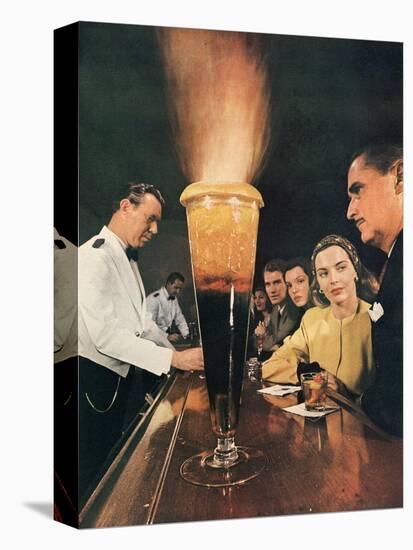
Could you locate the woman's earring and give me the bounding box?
[318,288,324,295]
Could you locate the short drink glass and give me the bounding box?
[300,371,328,411]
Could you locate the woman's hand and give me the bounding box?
[254,321,266,338]
[326,372,353,399]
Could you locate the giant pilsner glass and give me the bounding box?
[180,182,266,487]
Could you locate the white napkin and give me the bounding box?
[257,384,301,397]
[368,301,384,323]
[282,402,340,418]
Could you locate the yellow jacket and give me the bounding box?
[261,300,375,396]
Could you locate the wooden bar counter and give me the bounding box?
[80,370,403,528]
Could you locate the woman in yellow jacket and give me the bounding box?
[262,235,378,397]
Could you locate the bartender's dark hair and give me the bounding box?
[166,272,185,285]
[113,182,165,212]
[350,143,403,175]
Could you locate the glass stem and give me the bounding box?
[213,437,239,468]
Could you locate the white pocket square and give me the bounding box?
[368,302,384,322]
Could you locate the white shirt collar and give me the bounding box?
[388,239,397,258]
[161,286,170,299]
[102,225,127,250]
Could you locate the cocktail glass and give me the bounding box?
[300,371,328,411]
[179,182,266,487]
[255,328,266,361]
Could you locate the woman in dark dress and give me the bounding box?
[248,286,272,360]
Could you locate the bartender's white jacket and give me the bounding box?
[146,286,189,338]
[79,226,174,378]
[54,228,78,363]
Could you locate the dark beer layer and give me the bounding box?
[196,288,250,438]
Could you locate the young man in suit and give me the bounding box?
[260,259,301,351]
[347,143,403,436]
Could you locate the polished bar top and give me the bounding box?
[80,370,403,528]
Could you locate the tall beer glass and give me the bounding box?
[180,182,266,487]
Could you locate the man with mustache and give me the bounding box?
[78,183,203,495]
[347,143,403,436]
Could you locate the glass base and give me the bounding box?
[180,446,266,487]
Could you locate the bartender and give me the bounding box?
[54,228,78,511]
[78,182,203,494]
[147,272,190,343]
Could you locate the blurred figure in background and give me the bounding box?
[54,228,78,522]
[147,272,190,343]
[248,285,273,360]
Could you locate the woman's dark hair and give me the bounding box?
[310,234,378,307]
[251,286,272,319]
[284,257,314,308]
[285,257,313,283]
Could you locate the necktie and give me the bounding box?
[277,308,282,327]
[125,247,139,262]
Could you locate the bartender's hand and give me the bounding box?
[171,347,204,372]
[167,333,181,343]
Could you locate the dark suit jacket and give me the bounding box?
[266,301,302,350]
[361,231,403,436]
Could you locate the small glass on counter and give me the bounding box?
[246,357,262,382]
[300,371,328,411]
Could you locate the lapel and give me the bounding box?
[160,286,172,323]
[377,231,403,306]
[276,304,289,329]
[100,226,145,319]
[279,306,287,327]
[271,306,281,331]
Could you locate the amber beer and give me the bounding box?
[180,182,264,438]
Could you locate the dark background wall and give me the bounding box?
[69,21,402,319]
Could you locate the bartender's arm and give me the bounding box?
[80,251,204,376]
[172,347,204,371]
